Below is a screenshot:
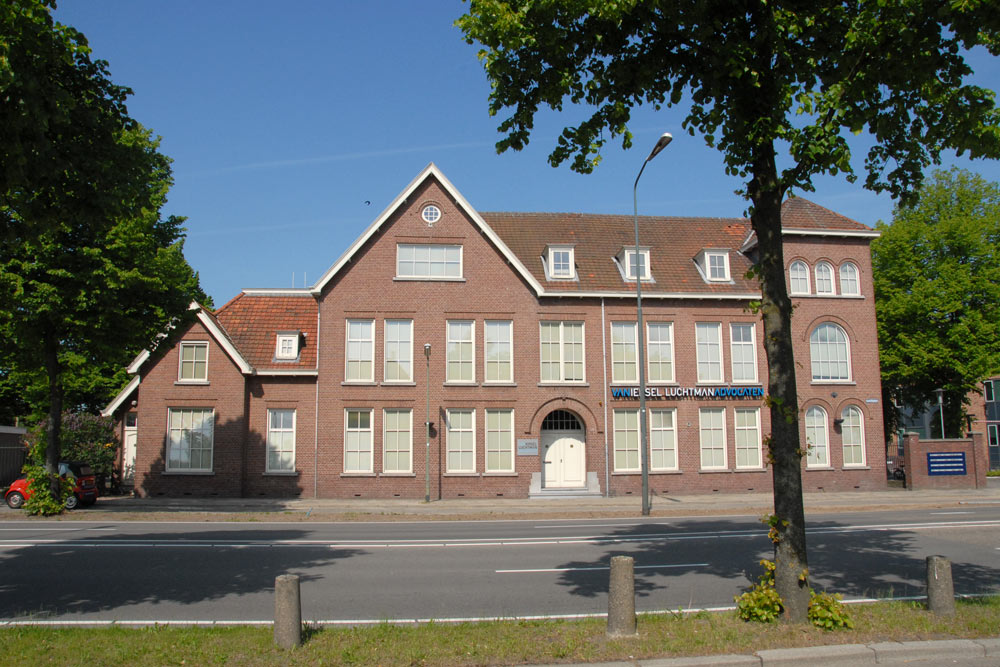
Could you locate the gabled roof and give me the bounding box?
[214,292,318,373]
[741,197,879,252]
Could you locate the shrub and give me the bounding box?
[736,559,854,630]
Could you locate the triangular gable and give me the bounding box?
[311,163,544,296]
[101,375,140,417]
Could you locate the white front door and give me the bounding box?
[123,413,137,482]
[542,430,586,488]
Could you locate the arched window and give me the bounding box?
[789,260,810,294]
[810,323,851,381]
[841,406,866,466]
[815,262,835,294]
[839,262,860,296]
[805,406,829,467]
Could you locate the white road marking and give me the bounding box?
[496,562,708,574]
[930,511,974,515]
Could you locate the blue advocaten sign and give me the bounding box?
[610,386,764,400]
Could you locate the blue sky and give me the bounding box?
[54,1,1000,305]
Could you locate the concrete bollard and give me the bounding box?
[926,555,956,616]
[607,555,637,637]
[274,574,303,648]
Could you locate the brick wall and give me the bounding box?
[903,432,988,490]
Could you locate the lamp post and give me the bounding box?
[635,132,672,517]
[425,343,432,503]
[934,387,945,439]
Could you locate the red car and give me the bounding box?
[4,462,98,510]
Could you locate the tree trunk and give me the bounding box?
[43,333,63,501]
[749,147,810,623]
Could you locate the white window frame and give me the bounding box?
[446,320,475,384]
[166,408,214,472]
[815,261,835,295]
[789,260,811,295]
[274,334,299,361]
[383,408,413,474]
[696,322,724,384]
[986,380,995,403]
[446,408,476,473]
[546,245,576,280]
[805,406,830,468]
[650,408,678,471]
[699,407,727,470]
[266,408,296,473]
[611,321,638,384]
[345,319,375,383]
[988,423,999,447]
[624,248,651,281]
[613,409,640,472]
[539,321,586,383]
[706,251,731,281]
[839,262,860,296]
[344,408,373,473]
[841,405,866,467]
[730,322,758,384]
[484,320,513,384]
[396,244,462,279]
[646,322,675,384]
[734,407,762,469]
[485,408,515,473]
[383,319,413,383]
[810,323,852,382]
[178,342,208,382]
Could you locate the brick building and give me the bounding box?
[103,164,887,499]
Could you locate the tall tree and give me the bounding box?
[458,0,1000,621]
[1,1,206,506]
[874,168,1000,436]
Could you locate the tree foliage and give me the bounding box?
[458,0,1000,622]
[874,168,1000,434]
[24,411,119,479]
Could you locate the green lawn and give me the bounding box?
[1,598,997,665]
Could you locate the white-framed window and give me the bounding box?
[839,262,860,296]
[446,409,475,473]
[344,409,373,473]
[986,380,996,403]
[539,321,585,383]
[396,244,462,279]
[613,409,640,472]
[485,408,514,473]
[810,323,851,382]
[706,251,730,281]
[421,204,441,224]
[841,405,866,467]
[989,424,999,447]
[734,407,762,469]
[484,320,513,383]
[789,260,810,294]
[166,408,214,472]
[611,321,638,383]
[446,320,475,383]
[383,408,412,473]
[647,322,675,383]
[730,323,757,383]
[699,407,727,469]
[275,334,299,361]
[345,319,374,382]
[384,319,413,383]
[696,322,724,383]
[624,248,651,281]
[805,406,829,467]
[546,246,576,280]
[650,408,678,471]
[815,262,835,295]
[266,409,296,473]
[178,342,208,382]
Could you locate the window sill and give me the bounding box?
[341,381,376,386]
[791,293,864,299]
[263,471,299,477]
[537,382,589,388]
[810,381,856,386]
[483,472,517,477]
[393,277,466,283]
[733,467,768,473]
[174,381,210,386]
[843,465,870,471]
[805,466,835,471]
[443,472,480,477]
[483,382,517,387]
[698,469,732,474]
[340,472,376,477]
[612,470,682,475]
[163,470,214,476]
[444,382,478,387]
[381,381,416,387]
[379,472,416,477]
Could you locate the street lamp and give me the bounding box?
[425,343,432,503]
[635,132,672,517]
[934,387,945,439]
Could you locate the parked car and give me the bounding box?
[4,462,98,510]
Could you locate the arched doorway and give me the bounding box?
[541,409,586,489]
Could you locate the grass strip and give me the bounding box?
[0,597,997,665]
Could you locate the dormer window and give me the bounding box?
[624,248,651,281]
[545,245,576,280]
[275,332,301,361]
[695,249,731,282]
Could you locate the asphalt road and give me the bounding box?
[0,506,998,623]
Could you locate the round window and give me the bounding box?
[421,204,441,224]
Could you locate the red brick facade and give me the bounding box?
[105,164,887,499]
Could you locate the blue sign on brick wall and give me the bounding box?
[927,452,966,476]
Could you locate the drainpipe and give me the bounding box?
[601,297,610,497]
[313,301,321,499]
